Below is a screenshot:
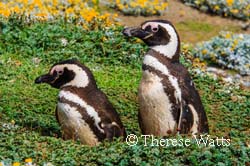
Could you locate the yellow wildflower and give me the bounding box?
[11,6,20,13]
[202,49,208,55]
[225,33,231,39]
[25,158,32,163]
[182,44,189,50]
[12,162,21,166]
[0,0,116,28]
[130,2,137,8]
[214,5,220,11]
[65,7,74,15]
[102,37,107,41]
[0,2,5,8]
[231,9,239,14]
[211,55,217,61]
[162,3,168,8]
[117,4,124,10]
[80,8,98,22]
[221,51,226,56]
[52,0,58,6]
[35,12,48,21]
[226,0,234,6]
[81,24,89,30]
[92,0,99,5]
[33,0,43,8]
[233,39,238,45]
[0,9,11,17]
[200,62,206,67]
[193,58,200,63]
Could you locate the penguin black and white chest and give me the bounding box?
[123,20,209,136]
[35,59,126,146]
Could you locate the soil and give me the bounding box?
[116,0,250,43]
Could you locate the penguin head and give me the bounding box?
[123,20,180,60]
[35,59,95,89]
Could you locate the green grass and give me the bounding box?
[175,20,241,43]
[0,17,249,165]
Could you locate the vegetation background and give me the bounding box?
[0,0,249,165]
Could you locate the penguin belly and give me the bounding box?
[57,102,99,146]
[139,71,177,136]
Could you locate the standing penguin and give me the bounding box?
[35,59,126,146]
[123,20,209,136]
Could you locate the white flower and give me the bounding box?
[43,163,54,166]
[61,38,68,46]
[32,57,41,65]
[238,34,244,39]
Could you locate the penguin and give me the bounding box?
[35,59,126,146]
[123,20,209,136]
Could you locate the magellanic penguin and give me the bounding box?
[123,20,209,136]
[35,59,126,146]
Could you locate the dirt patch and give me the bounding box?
[116,0,249,43]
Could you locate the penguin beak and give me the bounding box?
[122,27,152,40]
[35,73,57,84]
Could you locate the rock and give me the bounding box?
[222,77,233,83]
[206,66,250,88]
[241,22,250,31]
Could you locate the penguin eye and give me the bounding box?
[58,70,63,75]
[152,27,158,32]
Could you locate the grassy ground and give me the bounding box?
[0,18,249,165]
[175,20,241,43]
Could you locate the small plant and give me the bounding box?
[0,0,117,29]
[0,159,54,166]
[107,0,168,16]
[182,0,250,20]
[194,32,250,75]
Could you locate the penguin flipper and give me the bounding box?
[176,64,209,134]
[138,111,145,134]
[102,122,123,141]
[93,90,126,136]
[178,102,194,134]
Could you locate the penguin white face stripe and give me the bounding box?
[59,90,104,133]
[143,55,182,103]
[143,22,178,58]
[188,104,199,134]
[51,64,89,88]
